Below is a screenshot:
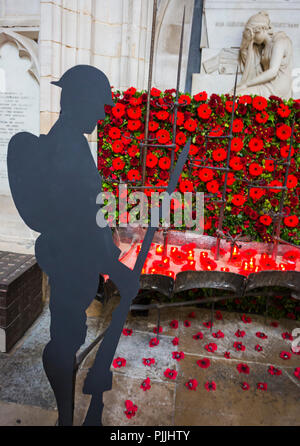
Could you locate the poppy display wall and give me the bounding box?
[97,88,299,247]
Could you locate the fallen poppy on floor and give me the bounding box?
[205,381,216,391]
[280,351,291,360]
[294,367,300,379]
[256,332,268,339]
[112,357,126,368]
[282,332,293,340]
[212,330,224,339]
[241,314,252,324]
[257,382,267,391]
[140,377,151,391]
[188,311,196,318]
[122,328,132,336]
[270,321,279,327]
[172,351,185,361]
[193,332,203,340]
[255,344,263,352]
[153,326,163,334]
[149,337,160,347]
[241,382,250,390]
[203,321,213,328]
[142,358,155,366]
[235,329,246,338]
[124,400,138,419]
[185,379,198,390]
[215,310,223,320]
[268,365,282,376]
[233,342,246,351]
[237,363,250,374]
[184,320,191,327]
[224,352,231,359]
[197,358,211,368]
[205,343,218,352]
[164,368,177,380]
[172,337,179,346]
[170,320,178,329]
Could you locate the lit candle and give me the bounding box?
[279,263,286,271]
[136,244,141,254]
[162,256,170,267]
[221,267,230,272]
[249,257,255,269]
[156,245,163,255]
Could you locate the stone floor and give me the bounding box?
[0,296,299,426]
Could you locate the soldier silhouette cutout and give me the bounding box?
[7,65,141,426]
[7,64,190,426]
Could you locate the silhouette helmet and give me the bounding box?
[51,65,114,108]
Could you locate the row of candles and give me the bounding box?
[135,243,298,277]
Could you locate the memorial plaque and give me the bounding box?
[0,41,39,195]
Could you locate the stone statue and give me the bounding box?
[234,11,293,99]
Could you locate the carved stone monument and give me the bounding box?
[192,0,300,98]
[0,31,39,253]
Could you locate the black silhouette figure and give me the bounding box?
[7,64,190,426]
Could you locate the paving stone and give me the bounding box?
[0,401,57,426]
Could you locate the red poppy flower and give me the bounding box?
[209,125,224,137]
[229,156,243,171]
[280,145,294,158]
[176,131,187,146]
[151,87,161,97]
[235,329,246,338]
[256,111,269,125]
[197,103,212,119]
[193,332,204,340]
[252,96,267,111]
[199,168,214,182]
[259,215,272,226]
[156,110,169,121]
[256,332,268,339]
[206,180,219,194]
[112,157,125,170]
[284,215,299,228]
[112,140,124,153]
[264,159,275,172]
[113,357,126,368]
[179,179,194,193]
[146,153,158,168]
[140,377,151,391]
[225,100,237,113]
[158,156,171,171]
[153,326,163,334]
[170,320,178,329]
[148,120,159,132]
[124,86,137,95]
[231,137,243,152]
[127,119,141,131]
[237,363,250,374]
[280,351,291,360]
[203,321,213,328]
[205,381,216,391]
[201,258,217,271]
[249,188,265,201]
[277,103,291,117]
[189,144,199,156]
[269,180,283,193]
[216,310,223,320]
[127,169,141,182]
[233,342,246,351]
[122,328,132,336]
[249,162,263,176]
[241,382,250,390]
[248,137,264,152]
[232,119,244,133]
[156,129,170,144]
[194,91,207,102]
[185,379,198,390]
[184,320,191,327]
[127,107,142,120]
[294,367,300,379]
[232,194,247,206]
[164,368,177,380]
[257,382,267,391]
[197,358,211,368]
[268,366,282,376]
[276,124,292,140]
[109,126,121,139]
[255,344,263,352]
[239,95,252,105]
[127,144,139,157]
[172,351,185,361]
[212,148,227,162]
[124,400,138,419]
[178,94,191,105]
[142,357,155,366]
[212,330,224,339]
[282,332,293,341]
[149,337,159,347]
[112,102,126,118]
[129,96,142,106]
[184,118,198,132]
[205,343,218,353]
[172,337,179,346]
[224,352,231,359]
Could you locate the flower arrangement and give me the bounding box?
[98,88,299,245]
